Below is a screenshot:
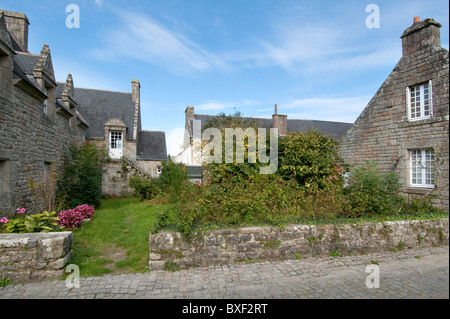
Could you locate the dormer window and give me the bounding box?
[42,82,55,118]
[43,86,48,114]
[407,81,432,121]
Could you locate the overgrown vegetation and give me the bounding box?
[129,157,188,203]
[57,141,109,209]
[146,111,446,237]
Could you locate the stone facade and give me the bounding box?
[0,231,73,282]
[148,218,449,270]
[1,11,87,217]
[340,18,449,211]
[1,9,168,212]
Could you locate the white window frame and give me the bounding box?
[409,149,435,189]
[109,131,123,159]
[406,80,432,121]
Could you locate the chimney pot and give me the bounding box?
[414,16,420,24]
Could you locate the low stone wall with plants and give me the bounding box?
[149,218,449,270]
[0,232,73,283]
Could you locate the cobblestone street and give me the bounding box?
[1,246,448,299]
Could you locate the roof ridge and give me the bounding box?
[140,130,166,133]
[288,118,353,125]
[194,113,352,124]
[15,51,40,57]
[55,84,131,95]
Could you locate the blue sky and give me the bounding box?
[1,0,449,155]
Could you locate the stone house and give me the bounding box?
[175,105,352,167]
[0,10,167,216]
[340,17,449,212]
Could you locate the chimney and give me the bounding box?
[272,104,287,136]
[400,17,442,56]
[131,79,140,141]
[131,79,140,102]
[0,10,29,52]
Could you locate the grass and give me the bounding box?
[66,198,168,278]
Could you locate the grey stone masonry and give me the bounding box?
[340,17,449,211]
[148,218,449,270]
[0,231,73,282]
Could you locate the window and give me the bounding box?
[110,131,123,150]
[43,86,48,115]
[109,131,123,159]
[410,149,435,188]
[407,82,432,120]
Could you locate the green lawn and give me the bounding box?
[67,198,168,277]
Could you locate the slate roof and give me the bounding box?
[192,114,352,140]
[137,131,168,161]
[12,53,41,91]
[55,84,136,140]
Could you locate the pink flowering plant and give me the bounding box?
[16,207,26,215]
[57,204,95,228]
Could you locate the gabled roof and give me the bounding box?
[287,119,352,139]
[192,113,352,139]
[137,130,168,161]
[56,84,136,140]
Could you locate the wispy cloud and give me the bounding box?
[260,96,373,123]
[196,99,259,112]
[286,96,372,123]
[90,10,229,75]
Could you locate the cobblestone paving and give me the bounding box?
[0,246,448,299]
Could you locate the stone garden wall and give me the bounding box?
[0,231,73,282]
[149,218,449,270]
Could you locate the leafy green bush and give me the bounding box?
[57,141,109,208]
[202,111,265,184]
[129,175,162,200]
[158,158,188,201]
[1,211,62,233]
[170,174,346,235]
[342,160,405,217]
[278,129,344,192]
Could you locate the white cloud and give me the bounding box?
[276,95,373,123]
[196,99,259,112]
[90,10,229,75]
[94,0,103,6]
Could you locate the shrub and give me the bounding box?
[342,160,405,217]
[57,209,84,228]
[129,175,161,200]
[73,204,95,219]
[57,141,109,209]
[170,174,345,235]
[158,158,188,201]
[278,129,345,192]
[57,204,95,228]
[1,211,62,233]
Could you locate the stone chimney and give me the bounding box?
[272,104,287,136]
[131,79,140,141]
[400,17,442,56]
[0,10,29,52]
[131,79,140,102]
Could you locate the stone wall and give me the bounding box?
[0,83,86,217]
[339,19,449,211]
[0,231,73,282]
[148,218,449,270]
